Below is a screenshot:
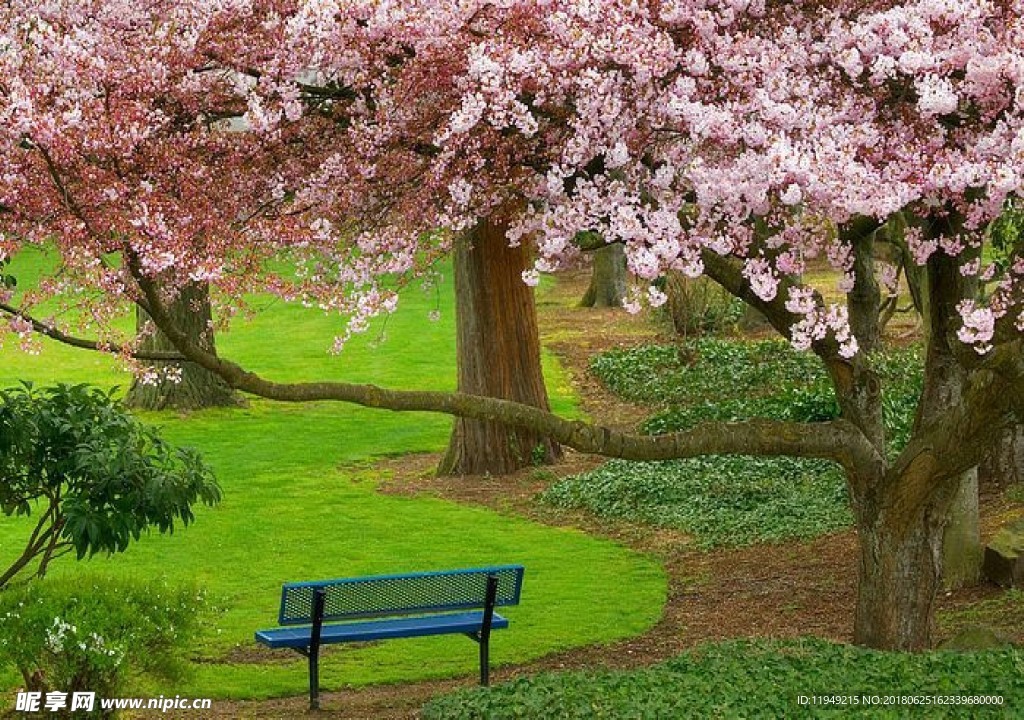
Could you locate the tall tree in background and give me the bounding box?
[580,243,628,308]
[439,216,560,475]
[124,283,240,411]
[1,0,1022,651]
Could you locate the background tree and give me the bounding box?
[0,383,220,588]
[439,216,560,475]
[124,282,241,411]
[581,243,628,308]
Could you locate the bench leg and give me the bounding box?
[478,574,498,687]
[309,646,320,710]
[308,587,326,711]
[479,634,489,686]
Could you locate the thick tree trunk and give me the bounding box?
[580,243,627,308]
[438,216,561,476]
[854,474,955,650]
[125,282,240,411]
[848,227,881,354]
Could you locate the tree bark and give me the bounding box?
[847,226,881,355]
[125,282,241,411]
[580,243,627,308]
[979,426,1024,489]
[918,232,983,591]
[438,217,561,475]
[853,468,956,650]
[942,468,982,588]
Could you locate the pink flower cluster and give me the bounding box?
[1,0,1021,357]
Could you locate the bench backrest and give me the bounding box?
[278,565,525,626]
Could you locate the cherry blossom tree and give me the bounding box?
[2,0,1022,651]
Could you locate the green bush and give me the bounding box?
[0,382,220,587]
[662,273,745,337]
[0,576,207,711]
[541,456,852,548]
[423,637,1024,719]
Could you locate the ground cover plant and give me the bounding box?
[543,340,923,546]
[422,638,1024,719]
[543,456,852,548]
[0,250,666,702]
[590,339,923,458]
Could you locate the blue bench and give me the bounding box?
[255,565,525,709]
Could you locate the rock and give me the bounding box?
[983,518,1024,588]
[938,625,1016,651]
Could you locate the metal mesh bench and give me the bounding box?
[255,565,525,709]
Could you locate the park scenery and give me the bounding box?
[1,1,1024,718]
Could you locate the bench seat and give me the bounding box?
[255,610,509,648]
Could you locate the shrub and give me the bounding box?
[0,382,220,587]
[662,273,744,337]
[423,637,1024,719]
[0,576,207,712]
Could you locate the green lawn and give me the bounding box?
[0,248,666,699]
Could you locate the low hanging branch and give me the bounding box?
[123,248,884,479]
[0,301,186,362]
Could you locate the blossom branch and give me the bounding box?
[0,301,184,362]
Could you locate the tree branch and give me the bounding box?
[123,246,882,476]
[885,338,1024,513]
[0,301,185,361]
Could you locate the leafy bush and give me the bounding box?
[662,273,745,337]
[541,457,852,548]
[0,382,220,587]
[0,576,207,709]
[423,637,1024,719]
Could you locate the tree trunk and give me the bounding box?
[125,282,241,411]
[979,426,1024,489]
[854,474,955,650]
[941,467,982,589]
[916,239,982,591]
[580,243,627,308]
[438,216,561,476]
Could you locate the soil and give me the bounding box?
[189,269,1024,720]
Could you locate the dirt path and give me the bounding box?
[192,270,1021,719]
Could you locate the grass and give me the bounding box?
[0,248,666,700]
[422,637,1024,719]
